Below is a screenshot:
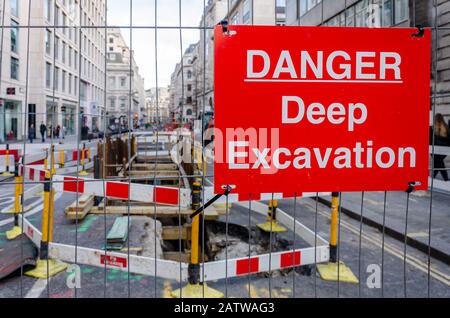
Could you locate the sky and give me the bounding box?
[107,0,206,90]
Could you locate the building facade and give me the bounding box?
[187,0,287,124]
[145,87,170,124]
[0,0,107,142]
[169,43,198,124]
[106,28,146,129]
[286,0,450,117]
[0,0,29,142]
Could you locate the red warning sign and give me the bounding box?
[214,26,431,198]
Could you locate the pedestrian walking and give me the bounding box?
[62,125,66,140]
[56,125,61,140]
[431,113,449,181]
[40,122,47,143]
[28,124,35,143]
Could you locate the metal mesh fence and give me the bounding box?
[0,0,448,298]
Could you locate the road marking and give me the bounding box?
[163,280,172,298]
[0,192,62,228]
[313,207,450,286]
[245,284,260,298]
[25,278,50,298]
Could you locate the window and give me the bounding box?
[109,37,114,43]
[46,63,52,88]
[10,0,18,17]
[300,0,321,16]
[55,67,60,90]
[69,73,72,94]
[243,0,251,24]
[45,29,52,55]
[55,6,60,25]
[300,0,308,16]
[187,71,192,79]
[11,21,18,53]
[55,37,60,59]
[231,12,239,25]
[10,57,19,80]
[62,42,66,63]
[382,0,393,27]
[45,0,52,22]
[109,77,116,88]
[394,0,408,24]
[120,77,126,87]
[120,97,126,110]
[110,98,116,110]
[62,70,66,92]
[187,84,192,92]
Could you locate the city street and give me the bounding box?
[0,0,449,304]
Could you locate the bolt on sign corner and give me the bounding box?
[214,25,431,199]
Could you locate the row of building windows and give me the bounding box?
[298,0,408,27]
[323,0,409,27]
[45,61,104,102]
[109,97,129,111]
[108,76,129,89]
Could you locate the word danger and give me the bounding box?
[247,50,402,80]
[228,140,416,170]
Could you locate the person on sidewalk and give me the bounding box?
[28,124,35,143]
[431,113,449,181]
[39,122,47,143]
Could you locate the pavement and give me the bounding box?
[316,189,450,266]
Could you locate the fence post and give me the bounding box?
[257,199,287,233]
[79,143,88,176]
[316,192,359,283]
[25,171,68,279]
[171,181,224,298]
[59,149,65,168]
[6,161,24,240]
[2,144,14,177]
[50,145,56,175]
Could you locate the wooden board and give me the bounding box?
[90,206,226,218]
[132,163,178,171]
[163,251,191,263]
[126,170,180,177]
[107,216,129,243]
[162,225,191,241]
[65,195,95,221]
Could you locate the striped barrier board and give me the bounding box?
[200,246,329,281]
[20,165,47,182]
[52,175,190,207]
[18,199,328,282]
[0,149,20,161]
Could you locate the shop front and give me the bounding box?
[0,99,22,142]
[62,104,76,136]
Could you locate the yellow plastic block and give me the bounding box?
[1,171,14,177]
[25,259,69,279]
[257,220,287,233]
[78,170,89,176]
[171,283,224,298]
[6,226,22,240]
[316,261,359,284]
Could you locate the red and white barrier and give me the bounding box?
[51,175,190,207]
